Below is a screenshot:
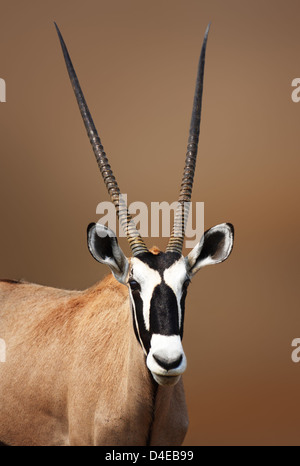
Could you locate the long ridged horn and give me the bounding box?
[54,23,148,257]
[166,24,210,254]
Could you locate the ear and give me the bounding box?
[186,223,234,276]
[87,223,129,284]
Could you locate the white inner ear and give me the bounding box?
[186,223,233,274]
[185,235,204,270]
[131,258,161,331]
[90,224,129,283]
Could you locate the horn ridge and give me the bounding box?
[166,23,210,254]
[54,23,148,256]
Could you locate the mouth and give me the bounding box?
[151,372,182,386]
[146,334,187,386]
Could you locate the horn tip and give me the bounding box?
[204,22,211,43]
[54,22,64,43]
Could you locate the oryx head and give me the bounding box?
[56,23,234,386]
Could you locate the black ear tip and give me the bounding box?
[226,223,234,237]
[87,222,96,234]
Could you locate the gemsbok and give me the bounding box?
[0,23,234,446]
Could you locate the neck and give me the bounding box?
[87,275,155,445]
[87,274,187,446]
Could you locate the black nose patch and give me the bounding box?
[149,284,179,336]
[153,353,183,371]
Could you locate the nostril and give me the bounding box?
[153,354,183,371]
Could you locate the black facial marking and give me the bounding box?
[150,284,179,336]
[130,289,151,353]
[129,251,188,351]
[179,283,189,339]
[136,251,181,277]
[153,353,183,371]
[129,279,141,292]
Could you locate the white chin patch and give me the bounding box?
[146,334,187,386]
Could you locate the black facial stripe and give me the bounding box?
[136,251,181,276]
[131,301,142,349]
[179,288,187,339]
[150,284,179,336]
[129,251,188,350]
[130,290,151,353]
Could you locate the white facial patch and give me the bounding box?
[163,258,188,328]
[130,258,161,331]
[146,334,187,382]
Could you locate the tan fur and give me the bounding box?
[149,246,160,255]
[0,274,188,446]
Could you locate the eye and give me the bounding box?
[182,279,191,290]
[129,280,141,292]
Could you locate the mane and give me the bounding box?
[0,279,24,285]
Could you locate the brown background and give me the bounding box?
[0,0,299,446]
